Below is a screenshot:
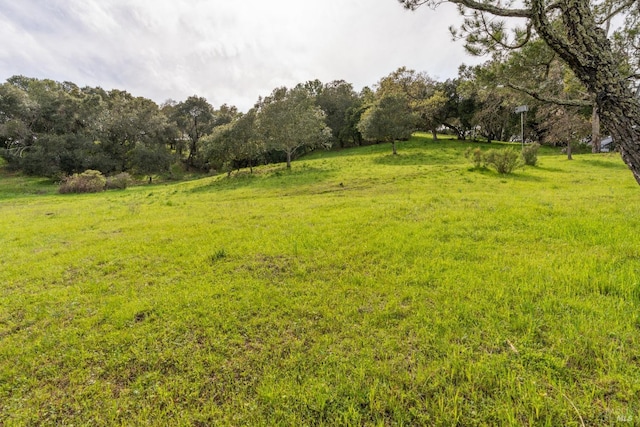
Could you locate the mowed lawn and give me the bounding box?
[1,134,640,425]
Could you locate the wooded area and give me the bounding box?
[0,0,638,181]
[0,62,619,179]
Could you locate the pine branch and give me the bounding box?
[506,82,592,107]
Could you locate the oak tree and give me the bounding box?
[173,96,215,169]
[256,86,332,169]
[357,92,417,154]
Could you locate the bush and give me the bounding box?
[521,143,540,166]
[464,147,484,168]
[105,172,132,190]
[484,148,521,174]
[59,170,106,194]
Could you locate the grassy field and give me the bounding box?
[1,134,640,425]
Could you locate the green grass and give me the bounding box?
[1,134,640,425]
[0,162,57,200]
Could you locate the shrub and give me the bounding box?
[484,148,521,174]
[464,147,485,168]
[59,169,106,194]
[521,143,540,166]
[105,172,132,190]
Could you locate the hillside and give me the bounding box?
[1,134,639,425]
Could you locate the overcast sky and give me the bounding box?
[0,0,485,111]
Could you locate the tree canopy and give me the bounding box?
[256,86,332,169]
[358,92,416,154]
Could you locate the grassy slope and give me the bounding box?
[1,135,639,425]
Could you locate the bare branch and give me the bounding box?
[457,0,531,17]
[597,0,637,25]
[506,82,593,107]
[545,1,565,12]
[398,0,531,17]
[479,13,534,50]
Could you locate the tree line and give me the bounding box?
[0,44,634,179]
[1,0,638,182]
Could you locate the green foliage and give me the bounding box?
[464,146,485,168]
[169,162,187,180]
[521,142,541,166]
[105,172,132,190]
[0,79,177,177]
[202,109,265,174]
[315,80,363,148]
[357,92,416,154]
[58,169,107,193]
[257,86,332,168]
[464,145,524,173]
[130,143,174,181]
[2,134,640,424]
[483,147,521,174]
[171,96,216,170]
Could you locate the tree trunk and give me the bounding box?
[286,150,292,169]
[501,118,509,142]
[443,123,464,140]
[591,105,601,153]
[188,137,198,168]
[531,0,640,183]
[431,129,438,140]
[604,103,640,182]
[392,140,397,155]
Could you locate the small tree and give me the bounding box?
[229,109,265,174]
[257,86,332,169]
[203,109,266,176]
[357,93,416,154]
[316,80,364,148]
[538,104,590,160]
[172,96,215,169]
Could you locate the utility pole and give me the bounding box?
[515,105,528,149]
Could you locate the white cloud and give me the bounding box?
[0,0,485,110]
